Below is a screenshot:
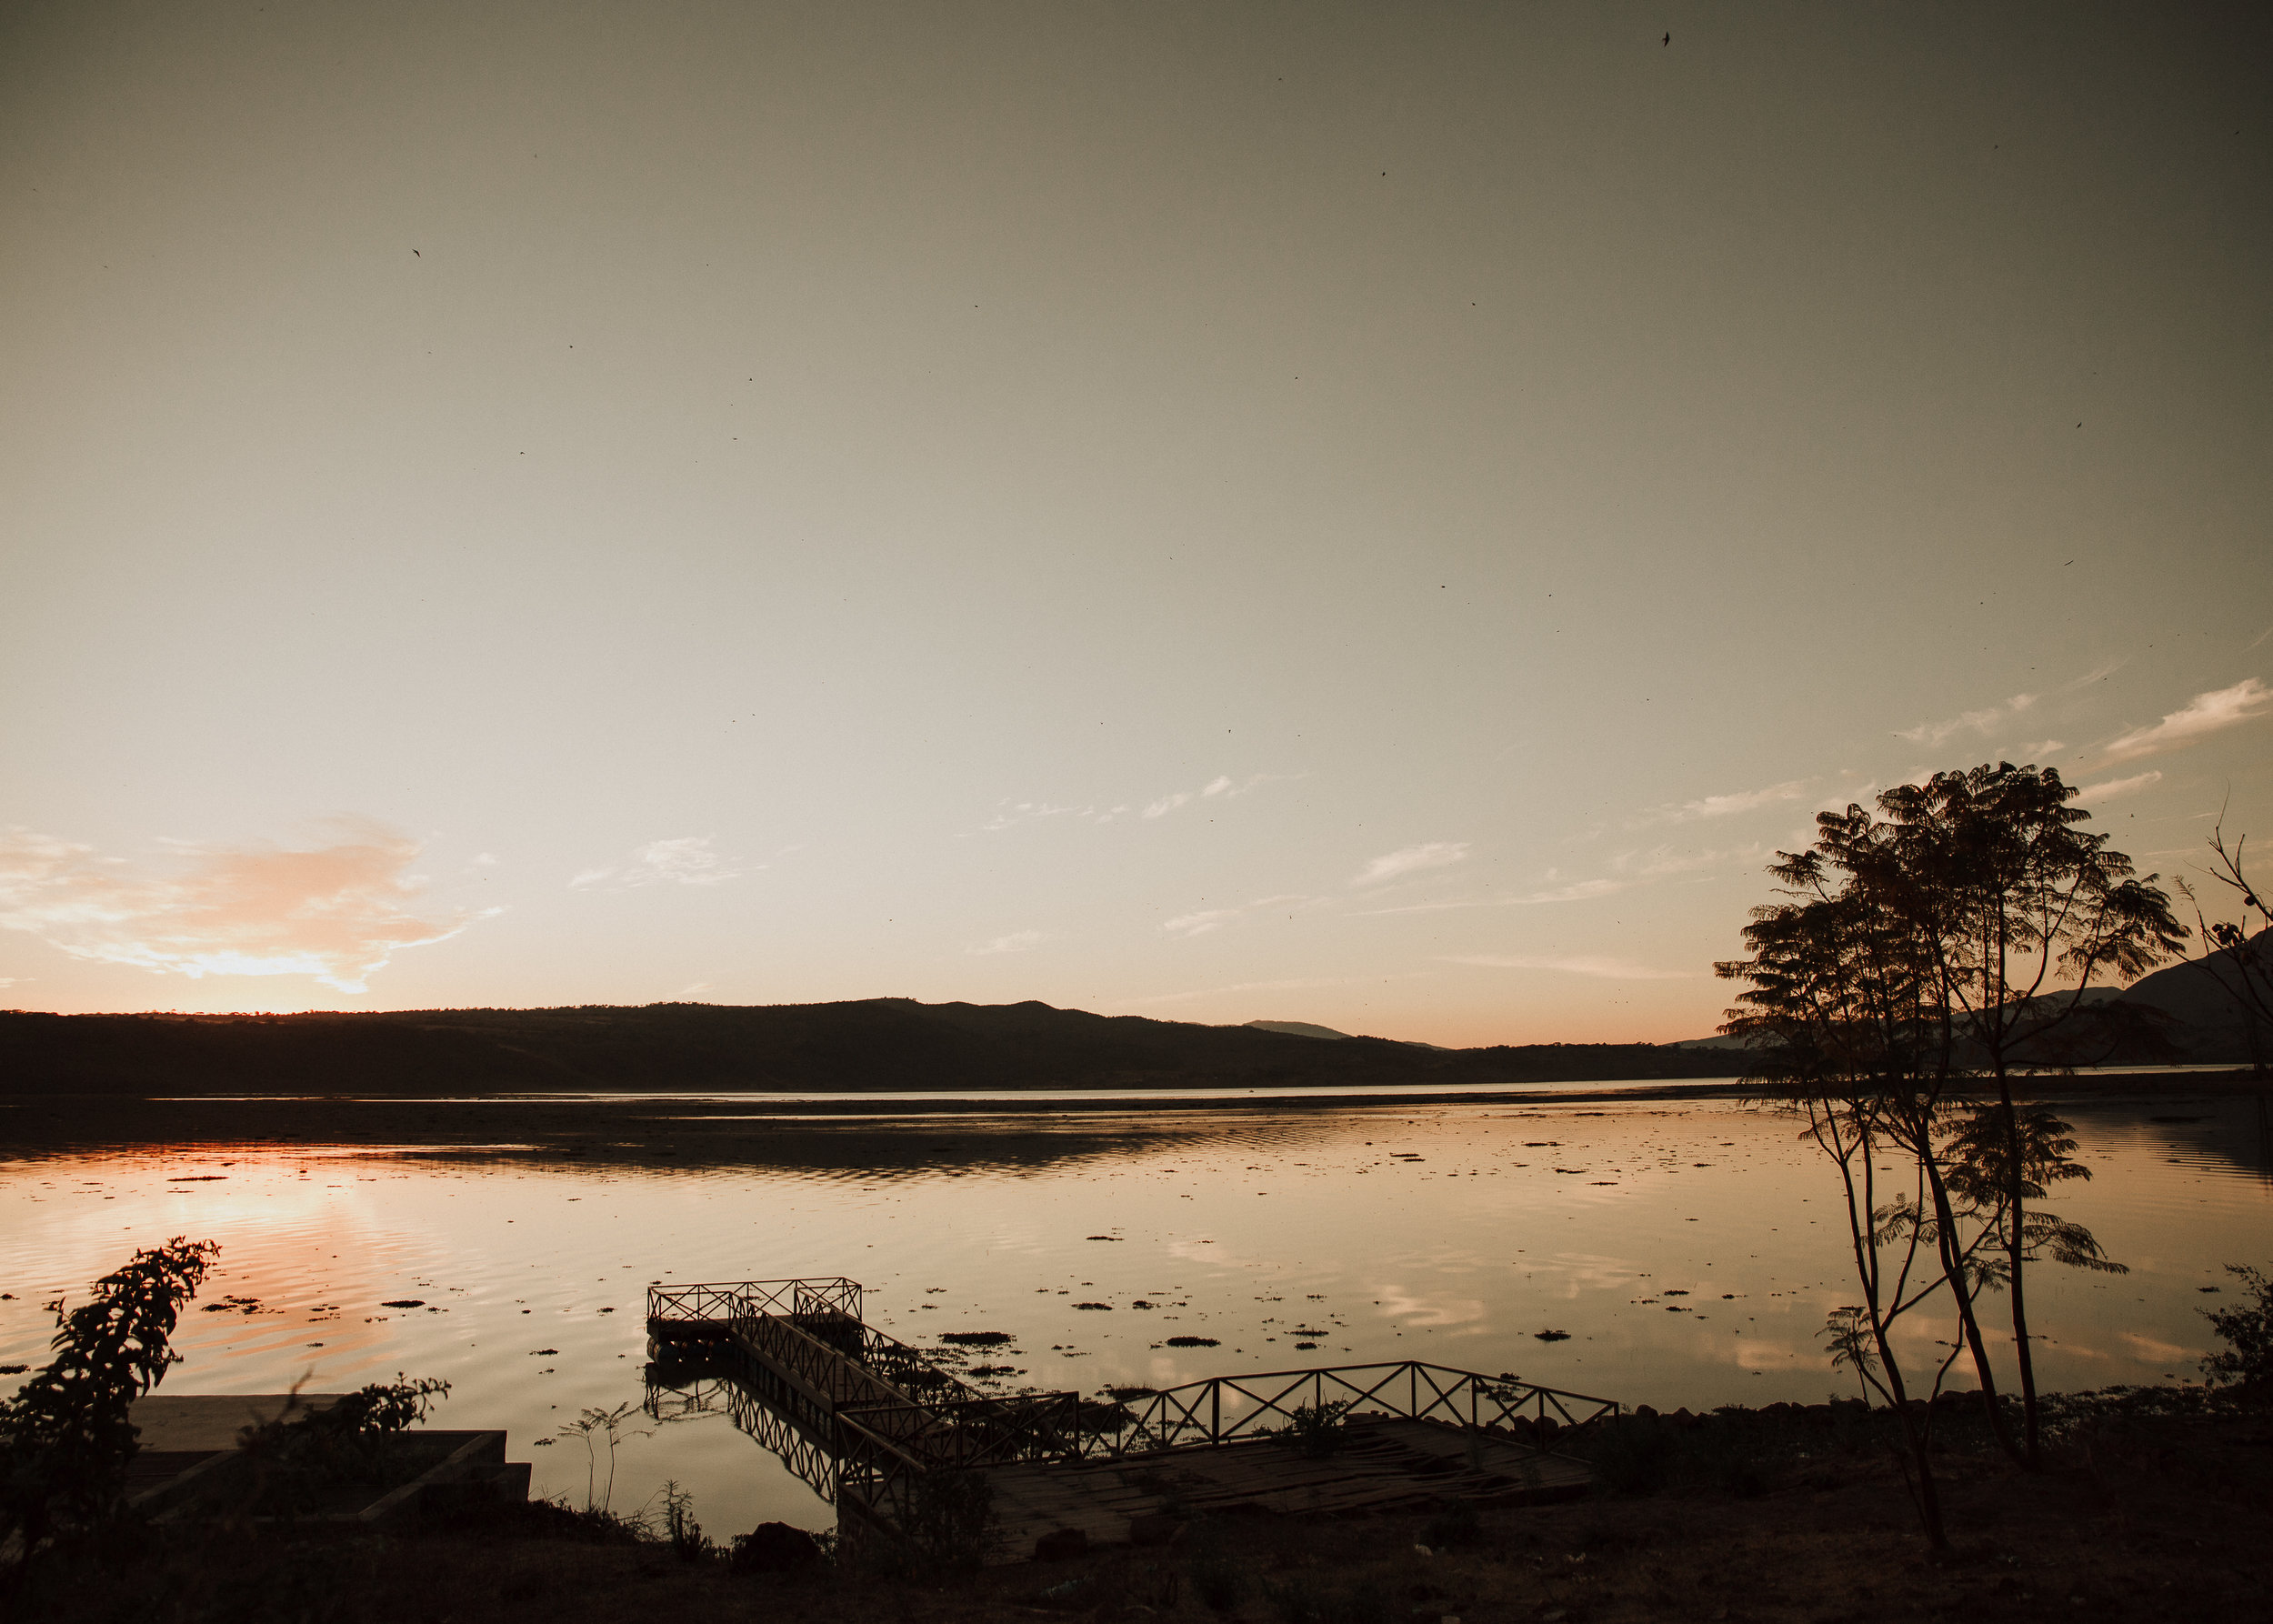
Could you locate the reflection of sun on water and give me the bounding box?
[0,1098,2258,1535]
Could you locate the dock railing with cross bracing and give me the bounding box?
[1116,1361,1617,1453]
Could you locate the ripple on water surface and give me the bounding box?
[2,1098,2263,1535]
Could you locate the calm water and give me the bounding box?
[2,1095,2264,1536]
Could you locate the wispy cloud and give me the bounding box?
[968,929,1045,956]
[1635,779,1810,826]
[1897,693,2038,747]
[1352,841,1470,887]
[0,819,496,992]
[1441,954,1697,980]
[2076,770,2163,801]
[977,800,1118,832]
[1144,771,1290,820]
[980,772,1294,833]
[570,836,750,890]
[1159,894,1312,938]
[2096,678,2270,765]
[1354,876,1628,916]
[672,980,714,999]
[1609,844,1757,880]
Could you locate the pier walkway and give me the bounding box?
[647,1277,1615,1559]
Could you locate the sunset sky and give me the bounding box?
[3,2,2268,1046]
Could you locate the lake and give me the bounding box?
[2,1091,2264,1538]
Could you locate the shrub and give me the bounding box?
[1272,1401,1353,1459]
[0,1237,218,1559]
[234,1375,454,1515]
[2200,1264,2273,1388]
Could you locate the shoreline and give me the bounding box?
[0,1069,2259,1159]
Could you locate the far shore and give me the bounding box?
[0,1068,2259,1161]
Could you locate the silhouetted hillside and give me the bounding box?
[0,999,1747,1096]
[2116,927,2273,1065]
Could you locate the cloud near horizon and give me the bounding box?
[1637,779,1810,826]
[1145,772,1287,819]
[1442,953,1697,980]
[1353,874,1628,916]
[0,819,494,992]
[1160,894,1310,938]
[2095,678,2269,766]
[569,837,749,889]
[1898,692,2038,747]
[2077,769,2164,801]
[968,929,1045,956]
[1352,841,1470,887]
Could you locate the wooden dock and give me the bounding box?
[647,1278,1612,1561]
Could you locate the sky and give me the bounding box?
[2,2,2268,1046]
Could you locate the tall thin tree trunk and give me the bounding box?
[1837,1113,1948,1549]
[1996,1068,2042,1466]
[1922,1148,2023,1464]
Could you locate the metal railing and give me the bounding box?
[646,1280,1621,1551]
[646,1372,839,1503]
[1117,1361,1617,1453]
[831,1361,1615,1542]
[647,1277,862,1325]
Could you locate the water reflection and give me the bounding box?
[2,1093,2263,1536]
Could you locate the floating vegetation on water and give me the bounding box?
[1085,1235,1123,1241]
[381,1299,424,1308]
[939,1330,1014,1347]
[1535,1328,1571,1342]
[1076,1302,1113,1310]
[1166,1336,1218,1348]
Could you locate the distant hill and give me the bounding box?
[1245,1019,1355,1041]
[1244,1018,1447,1050]
[1667,937,2271,1068]
[0,998,1748,1096]
[2115,928,2272,1065]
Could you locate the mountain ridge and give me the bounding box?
[0,998,1743,1096]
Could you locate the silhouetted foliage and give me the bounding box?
[235,1376,452,1514]
[1719,763,2183,1509]
[2176,818,2273,1072]
[0,1238,218,1561]
[2198,1265,2273,1388]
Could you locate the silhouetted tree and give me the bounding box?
[1720,865,1981,1544]
[1722,767,2185,1470]
[1877,764,2184,1462]
[1722,813,2023,1470]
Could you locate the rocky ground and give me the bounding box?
[12,1384,2267,1623]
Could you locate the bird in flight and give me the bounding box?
[1663,32,1670,45]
